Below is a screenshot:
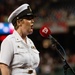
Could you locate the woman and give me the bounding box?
[0,3,40,75]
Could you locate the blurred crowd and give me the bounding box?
[35,51,75,75]
[0,0,75,23]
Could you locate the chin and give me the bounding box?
[29,31,33,35]
[28,29,33,35]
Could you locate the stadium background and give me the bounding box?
[0,0,75,75]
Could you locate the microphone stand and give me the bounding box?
[49,35,75,75]
[53,45,75,75]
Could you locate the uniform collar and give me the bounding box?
[13,30,24,42]
[13,30,29,45]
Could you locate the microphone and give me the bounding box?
[39,26,75,75]
[39,25,51,38]
[39,25,58,44]
[39,25,66,59]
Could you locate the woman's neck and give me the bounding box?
[16,29,27,43]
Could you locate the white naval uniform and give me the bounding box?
[0,30,40,75]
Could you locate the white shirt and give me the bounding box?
[0,30,40,75]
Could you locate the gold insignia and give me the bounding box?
[17,45,24,49]
[31,46,36,49]
[18,45,20,48]
[17,17,19,19]
[29,6,32,12]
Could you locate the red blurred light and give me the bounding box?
[0,35,7,41]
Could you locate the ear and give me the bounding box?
[16,19,22,26]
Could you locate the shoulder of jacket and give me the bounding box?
[27,37,32,42]
[5,34,15,41]
[27,37,34,45]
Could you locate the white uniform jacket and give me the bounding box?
[0,30,40,75]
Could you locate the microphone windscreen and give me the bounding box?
[39,25,51,38]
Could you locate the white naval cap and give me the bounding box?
[8,3,34,24]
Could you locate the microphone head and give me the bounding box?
[39,25,51,38]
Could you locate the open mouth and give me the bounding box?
[31,25,33,29]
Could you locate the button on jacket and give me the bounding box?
[0,30,40,75]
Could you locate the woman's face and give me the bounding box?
[17,17,34,36]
